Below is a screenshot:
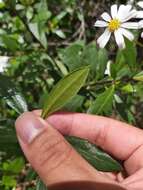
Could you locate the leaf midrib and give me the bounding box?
[43,69,87,116]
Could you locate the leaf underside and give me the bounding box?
[66,136,123,172]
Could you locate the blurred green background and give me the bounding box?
[1,0,143,189]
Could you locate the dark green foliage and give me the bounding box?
[0,0,143,189]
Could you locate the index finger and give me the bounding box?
[47,112,143,162]
[33,110,143,161]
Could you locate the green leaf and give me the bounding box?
[1,35,19,51]
[54,29,66,39]
[13,16,25,31]
[66,136,122,172]
[2,176,16,188]
[41,67,89,118]
[96,48,108,79]
[121,83,134,93]
[0,75,28,114]
[25,168,37,181]
[88,86,114,115]
[0,2,5,9]
[20,0,35,6]
[3,158,24,174]
[28,22,47,49]
[123,39,137,69]
[63,95,85,112]
[81,42,98,77]
[27,0,50,49]
[133,71,143,81]
[36,178,47,190]
[0,121,21,156]
[60,42,84,71]
[111,50,132,80]
[5,0,16,9]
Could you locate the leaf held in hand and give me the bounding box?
[36,178,47,190]
[0,74,28,114]
[66,136,122,172]
[41,66,89,118]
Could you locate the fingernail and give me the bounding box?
[15,112,45,144]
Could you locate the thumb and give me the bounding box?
[15,112,109,187]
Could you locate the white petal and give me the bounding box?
[111,4,118,19]
[121,22,139,29]
[101,12,111,22]
[97,29,111,48]
[94,20,108,27]
[141,32,143,38]
[121,10,137,22]
[117,4,135,22]
[136,11,143,18]
[0,56,9,73]
[114,29,125,49]
[139,20,143,28]
[117,5,127,19]
[125,5,132,11]
[119,28,134,41]
[137,1,143,8]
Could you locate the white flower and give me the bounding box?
[94,4,138,49]
[136,1,143,18]
[136,1,143,37]
[0,56,10,73]
[138,1,143,9]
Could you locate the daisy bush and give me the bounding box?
[1,0,143,189]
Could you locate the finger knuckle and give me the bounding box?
[95,123,109,148]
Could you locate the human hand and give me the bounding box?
[15,111,143,190]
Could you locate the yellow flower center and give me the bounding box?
[108,19,121,32]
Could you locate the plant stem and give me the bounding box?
[135,40,143,48]
[85,77,135,89]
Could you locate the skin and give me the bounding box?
[15,111,143,190]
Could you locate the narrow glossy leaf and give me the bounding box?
[41,67,89,118]
[133,71,143,81]
[66,136,122,172]
[88,86,114,115]
[0,75,28,114]
[36,178,47,190]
